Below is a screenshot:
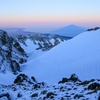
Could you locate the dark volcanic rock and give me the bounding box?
[0,93,11,100]
[46,92,55,98]
[14,74,36,85]
[88,82,100,90]
[69,74,81,82]
[58,74,81,84]
[0,30,27,74]
[87,27,100,31]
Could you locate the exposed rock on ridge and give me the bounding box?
[15,34,66,51]
[0,30,27,74]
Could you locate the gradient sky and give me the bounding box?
[0,0,100,32]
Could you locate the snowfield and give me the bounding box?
[22,29,100,83]
[0,28,100,99]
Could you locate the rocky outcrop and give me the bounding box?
[87,27,100,31]
[0,74,100,100]
[0,30,27,74]
[15,34,66,51]
[0,93,11,100]
[14,74,37,85]
[58,74,81,84]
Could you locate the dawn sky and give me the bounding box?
[0,0,100,32]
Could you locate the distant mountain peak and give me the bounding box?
[52,24,87,37]
[66,24,86,28]
[66,24,78,27]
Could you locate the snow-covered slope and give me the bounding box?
[1,28,100,100]
[15,34,66,60]
[52,25,87,37]
[22,29,100,83]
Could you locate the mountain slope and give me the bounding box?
[22,29,100,83]
[15,34,66,60]
[0,29,100,99]
[52,25,87,37]
[0,30,27,84]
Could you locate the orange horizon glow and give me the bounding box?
[0,0,100,32]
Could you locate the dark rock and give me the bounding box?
[33,82,45,89]
[0,93,11,100]
[11,60,20,74]
[74,94,84,99]
[33,84,40,89]
[46,92,55,98]
[58,78,68,84]
[0,30,27,74]
[88,82,100,90]
[87,27,100,31]
[43,96,46,100]
[98,93,100,100]
[87,91,94,94]
[79,80,90,85]
[41,90,47,95]
[14,74,35,85]
[50,95,54,99]
[69,74,81,82]
[58,74,80,84]
[31,76,37,82]
[31,93,38,97]
[17,92,22,98]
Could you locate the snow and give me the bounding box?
[27,50,44,61]
[19,39,45,61]
[0,73,16,85]
[1,29,100,99]
[19,39,38,53]
[22,29,100,83]
[49,38,55,45]
[1,45,9,51]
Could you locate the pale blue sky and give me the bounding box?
[0,0,100,32]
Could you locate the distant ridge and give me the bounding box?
[52,24,87,37]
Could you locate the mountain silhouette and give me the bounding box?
[52,24,87,37]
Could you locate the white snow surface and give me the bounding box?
[20,39,38,53]
[22,29,100,83]
[19,39,45,61]
[0,73,16,85]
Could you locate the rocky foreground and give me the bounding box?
[0,74,100,100]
